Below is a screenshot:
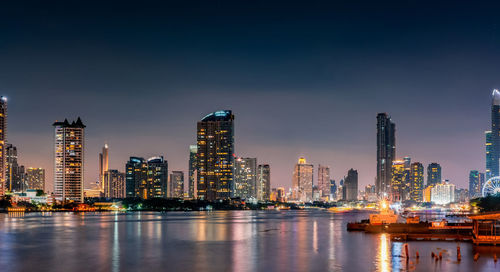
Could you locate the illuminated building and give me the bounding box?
[6,144,26,192]
[188,145,197,198]
[196,110,234,201]
[364,184,377,202]
[276,187,285,202]
[488,89,500,179]
[329,179,337,201]
[409,162,424,202]
[391,160,406,201]
[426,162,441,186]
[344,169,358,201]
[53,118,85,203]
[431,181,455,205]
[234,157,257,199]
[170,171,184,198]
[423,185,432,202]
[376,113,396,198]
[99,144,109,192]
[0,96,7,196]
[469,170,481,198]
[292,157,313,201]
[317,165,330,197]
[125,156,168,199]
[103,169,125,198]
[26,168,45,191]
[257,164,270,201]
[479,172,486,193]
[269,188,277,201]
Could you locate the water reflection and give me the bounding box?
[378,234,390,272]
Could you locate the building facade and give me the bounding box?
[25,167,45,191]
[427,163,441,187]
[6,144,26,192]
[170,171,184,198]
[431,181,456,205]
[53,118,85,202]
[376,113,396,198]
[196,110,234,201]
[317,165,330,197]
[233,157,257,199]
[292,157,313,202]
[125,156,168,199]
[125,157,146,198]
[409,162,424,202]
[188,145,197,198]
[344,169,358,201]
[488,89,500,179]
[0,97,7,196]
[104,169,125,198]
[391,160,406,202]
[99,144,109,192]
[257,164,270,201]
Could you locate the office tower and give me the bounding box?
[137,156,168,199]
[489,89,500,179]
[376,113,396,198]
[53,118,85,203]
[0,97,6,196]
[292,157,313,202]
[317,165,330,197]
[103,170,125,198]
[455,188,469,203]
[126,157,146,198]
[276,187,285,202]
[423,185,433,202]
[99,144,109,192]
[188,145,197,198]
[427,163,441,187]
[234,157,257,199]
[170,171,184,198]
[431,181,456,205]
[391,160,406,202]
[26,168,45,191]
[486,130,494,179]
[196,110,234,201]
[344,169,358,201]
[469,170,481,198]
[364,184,377,202]
[479,172,486,193]
[6,144,26,192]
[329,180,337,201]
[409,162,424,202]
[257,164,270,201]
[337,179,344,201]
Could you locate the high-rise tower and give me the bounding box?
[188,145,197,198]
[53,118,85,203]
[99,144,109,192]
[257,164,270,201]
[427,163,441,187]
[196,110,234,201]
[317,165,331,197]
[0,97,6,196]
[292,157,314,202]
[376,113,396,198]
[489,89,500,179]
[234,157,257,199]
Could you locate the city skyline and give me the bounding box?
[3,1,499,192]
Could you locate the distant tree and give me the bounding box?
[473,194,500,212]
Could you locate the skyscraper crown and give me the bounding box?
[493,89,500,106]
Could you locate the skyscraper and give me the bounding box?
[317,165,330,197]
[344,169,358,201]
[170,171,184,198]
[376,113,396,198]
[469,170,480,198]
[410,162,424,202]
[0,96,7,196]
[126,156,168,199]
[486,130,494,179]
[257,164,271,201]
[25,167,45,191]
[196,110,234,201]
[488,88,500,179]
[53,118,85,203]
[125,157,146,198]
[427,163,441,187]
[103,169,125,198]
[292,157,313,202]
[233,157,257,199]
[188,145,197,198]
[99,144,109,192]
[6,144,26,192]
[391,160,406,202]
[431,181,456,205]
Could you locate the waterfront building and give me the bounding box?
[276,187,285,202]
[427,163,441,187]
[364,184,377,202]
[6,144,26,192]
[25,168,45,191]
[455,188,469,203]
[431,181,456,205]
[188,145,197,198]
[234,157,257,199]
[410,162,424,202]
[125,156,168,199]
[170,171,184,198]
[317,165,330,197]
[329,179,337,201]
[257,164,270,201]
[53,118,85,203]
[423,185,433,202]
[196,110,234,201]
[99,144,109,192]
[103,169,125,198]
[469,170,481,198]
[0,96,6,196]
[376,113,396,198]
[488,89,500,179]
[292,157,314,202]
[391,160,406,202]
[479,172,486,193]
[344,169,358,201]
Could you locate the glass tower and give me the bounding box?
[410,162,424,202]
[0,97,7,196]
[188,145,197,198]
[426,163,441,186]
[376,113,396,198]
[489,89,500,179]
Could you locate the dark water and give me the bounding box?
[0,210,498,272]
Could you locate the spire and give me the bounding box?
[493,89,500,106]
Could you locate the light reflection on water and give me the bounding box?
[0,210,499,272]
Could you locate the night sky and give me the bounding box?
[1,1,499,192]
